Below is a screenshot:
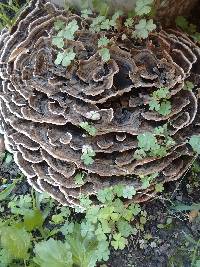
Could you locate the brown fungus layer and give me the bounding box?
[0,0,199,208]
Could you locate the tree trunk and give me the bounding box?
[50,0,198,25]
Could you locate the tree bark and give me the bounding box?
[50,0,198,25]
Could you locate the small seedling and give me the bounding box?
[81,145,96,165]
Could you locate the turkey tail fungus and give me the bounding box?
[0,0,199,208]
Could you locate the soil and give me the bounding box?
[107,181,200,267]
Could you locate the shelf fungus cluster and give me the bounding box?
[0,0,199,208]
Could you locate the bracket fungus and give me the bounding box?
[0,0,199,208]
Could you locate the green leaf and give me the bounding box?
[158,100,171,116]
[117,220,134,237]
[95,224,107,241]
[79,194,92,209]
[0,226,31,260]
[34,238,73,267]
[54,20,65,31]
[0,248,12,266]
[165,136,176,148]
[124,18,134,27]
[81,154,94,165]
[98,206,116,221]
[24,209,44,231]
[133,19,156,39]
[97,187,114,203]
[99,47,110,62]
[92,0,109,16]
[128,203,141,216]
[74,172,85,185]
[8,194,32,215]
[135,0,154,16]
[122,186,136,199]
[184,81,194,91]
[95,240,110,261]
[175,16,189,32]
[51,207,70,224]
[4,152,13,164]
[133,149,147,160]
[153,124,168,136]
[0,180,17,201]
[98,36,110,47]
[153,87,170,99]
[55,52,64,65]
[137,132,157,152]
[155,183,164,193]
[63,19,79,40]
[81,8,93,19]
[60,221,75,236]
[89,15,105,32]
[149,98,160,111]
[113,185,124,198]
[52,37,64,49]
[81,145,96,165]
[189,135,200,154]
[80,221,95,238]
[61,49,76,67]
[79,122,97,136]
[67,224,99,267]
[111,233,127,250]
[140,173,158,189]
[85,205,100,224]
[150,145,167,157]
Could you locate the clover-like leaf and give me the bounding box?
[79,122,97,136]
[155,183,164,193]
[99,47,110,62]
[54,52,64,65]
[95,240,110,261]
[81,9,93,19]
[117,220,134,237]
[74,172,85,185]
[122,186,136,199]
[153,87,170,100]
[124,18,134,27]
[133,19,156,39]
[158,100,171,116]
[54,20,65,31]
[98,36,110,47]
[62,49,76,67]
[135,0,154,16]
[81,145,96,165]
[189,135,200,154]
[63,19,79,40]
[184,81,195,91]
[149,98,160,111]
[52,37,64,49]
[80,221,95,238]
[137,132,157,152]
[97,187,114,203]
[111,233,127,250]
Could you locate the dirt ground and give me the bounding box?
[107,179,200,267]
